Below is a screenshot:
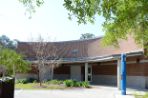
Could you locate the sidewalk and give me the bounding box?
[15,85,143,98]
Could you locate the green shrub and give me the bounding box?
[64,80,74,87]
[74,81,82,87]
[16,79,28,84]
[71,80,76,87]
[33,80,37,83]
[64,80,90,88]
[27,78,37,83]
[81,81,90,88]
[16,78,37,84]
[72,80,83,87]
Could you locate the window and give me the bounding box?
[88,65,92,82]
[71,49,78,54]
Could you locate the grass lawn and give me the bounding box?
[15,83,66,90]
[15,79,90,90]
[135,93,148,98]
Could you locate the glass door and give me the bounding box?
[88,65,92,82]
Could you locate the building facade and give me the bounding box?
[16,36,148,89]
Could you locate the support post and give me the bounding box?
[121,54,126,95]
[85,63,88,81]
[117,59,121,90]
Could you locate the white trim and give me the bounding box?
[117,59,121,90]
[99,60,148,66]
[85,63,88,81]
[140,60,148,63]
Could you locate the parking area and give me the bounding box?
[14,85,143,98]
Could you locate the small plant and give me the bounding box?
[81,81,90,88]
[75,81,82,87]
[16,78,37,84]
[16,79,28,84]
[72,80,82,87]
[27,78,37,83]
[63,80,90,88]
[64,80,74,87]
[33,80,37,83]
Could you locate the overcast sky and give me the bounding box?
[0,0,105,42]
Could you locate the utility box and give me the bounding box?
[0,77,15,98]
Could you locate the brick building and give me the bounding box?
[16,36,148,89]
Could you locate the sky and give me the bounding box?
[0,0,105,42]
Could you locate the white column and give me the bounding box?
[117,59,121,90]
[85,63,88,81]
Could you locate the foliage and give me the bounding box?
[18,0,148,50]
[63,80,73,87]
[28,35,61,86]
[27,78,38,83]
[0,35,17,49]
[16,79,28,84]
[16,78,37,84]
[15,79,90,89]
[15,83,66,89]
[80,33,95,40]
[0,46,30,76]
[81,81,89,88]
[63,80,90,88]
[18,0,44,18]
[63,0,148,49]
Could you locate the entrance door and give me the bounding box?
[83,64,92,82]
[87,65,92,82]
[70,66,81,81]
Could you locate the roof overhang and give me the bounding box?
[61,50,144,63]
[29,50,144,64]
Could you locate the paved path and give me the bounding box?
[15,86,137,98]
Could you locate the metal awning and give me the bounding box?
[28,50,144,64]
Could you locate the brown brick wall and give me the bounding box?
[127,63,144,76]
[92,64,117,75]
[52,58,148,76]
[127,63,148,76]
[92,62,148,76]
[144,64,148,76]
[54,65,70,74]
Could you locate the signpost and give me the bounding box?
[121,54,126,95]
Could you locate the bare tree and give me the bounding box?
[29,35,61,86]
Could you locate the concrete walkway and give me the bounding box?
[15,86,141,98]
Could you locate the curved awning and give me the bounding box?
[29,50,143,64]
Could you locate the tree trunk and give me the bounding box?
[39,70,42,86]
[51,66,54,80]
[37,69,42,86]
